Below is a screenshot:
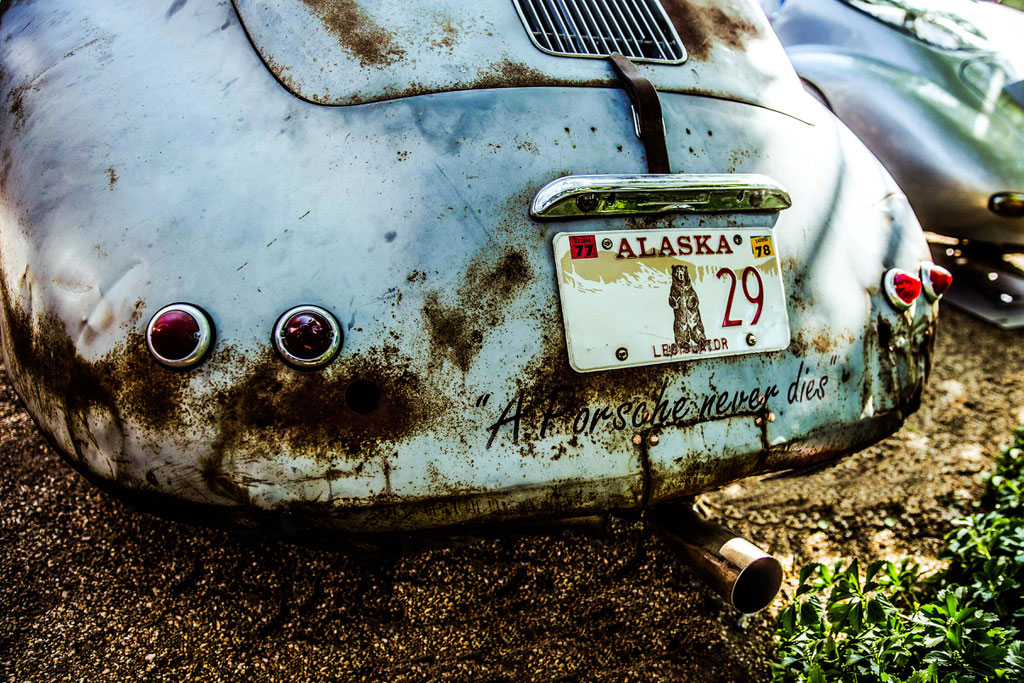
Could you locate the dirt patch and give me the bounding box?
[428,19,459,53]
[6,81,31,131]
[298,0,406,68]
[0,280,191,434]
[661,0,757,61]
[468,59,570,90]
[207,343,434,464]
[421,249,531,372]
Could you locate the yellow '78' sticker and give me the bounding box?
[751,235,774,258]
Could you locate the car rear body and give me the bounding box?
[0,0,936,536]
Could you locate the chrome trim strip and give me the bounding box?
[530,173,793,218]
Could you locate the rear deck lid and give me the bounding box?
[232,0,807,116]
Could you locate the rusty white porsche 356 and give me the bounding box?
[0,0,949,612]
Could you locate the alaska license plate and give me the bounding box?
[553,228,790,372]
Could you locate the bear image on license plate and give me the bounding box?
[669,264,708,353]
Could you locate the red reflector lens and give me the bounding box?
[883,269,922,310]
[273,306,342,369]
[893,273,921,303]
[151,310,200,360]
[282,311,334,360]
[146,304,214,369]
[920,262,952,301]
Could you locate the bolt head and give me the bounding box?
[746,333,757,347]
[615,347,628,361]
[649,435,659,445]
[632,434,643,446]
[575,193,598,212]
[601,238,613,250]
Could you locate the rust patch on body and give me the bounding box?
[0,283,192,436]
[421,249,531,372]
[467,59,610,92]
[106,166,118,189]
[0,278,438,494]
[625,215,676,232]
[0,148,12,195]
[428,19,459,53]
[789,328,855,357]
[344,66,610,104]
[262,54,301,95]
[661,0,757,61]
[298,0,405,68]
[208,344,432,464]
[469,59,553,90]
[6,81,30,131]
[811,329,853,355]
[257,48,611,104]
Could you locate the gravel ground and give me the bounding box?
[1,305,1021,682]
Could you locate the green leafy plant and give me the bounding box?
[772,428,1024,682]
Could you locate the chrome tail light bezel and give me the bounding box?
[272,305,343,370]
[883,268,923,311]
[920,261,953,301]
[145,303,215,369]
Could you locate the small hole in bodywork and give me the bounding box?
[878,319,893,350]
[346,379,381,414]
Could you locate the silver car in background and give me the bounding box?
[774,0,1024,325]
[0,0,946,610]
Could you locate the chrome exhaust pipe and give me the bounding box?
[647,502,783,614]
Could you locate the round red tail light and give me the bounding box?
[920,262,953,301]
[146,303,214,369]
[883,269,922,310]
[273,305,342,369]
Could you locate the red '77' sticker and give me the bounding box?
[568,235,598,259]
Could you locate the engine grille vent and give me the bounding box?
[511,0,686,64]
